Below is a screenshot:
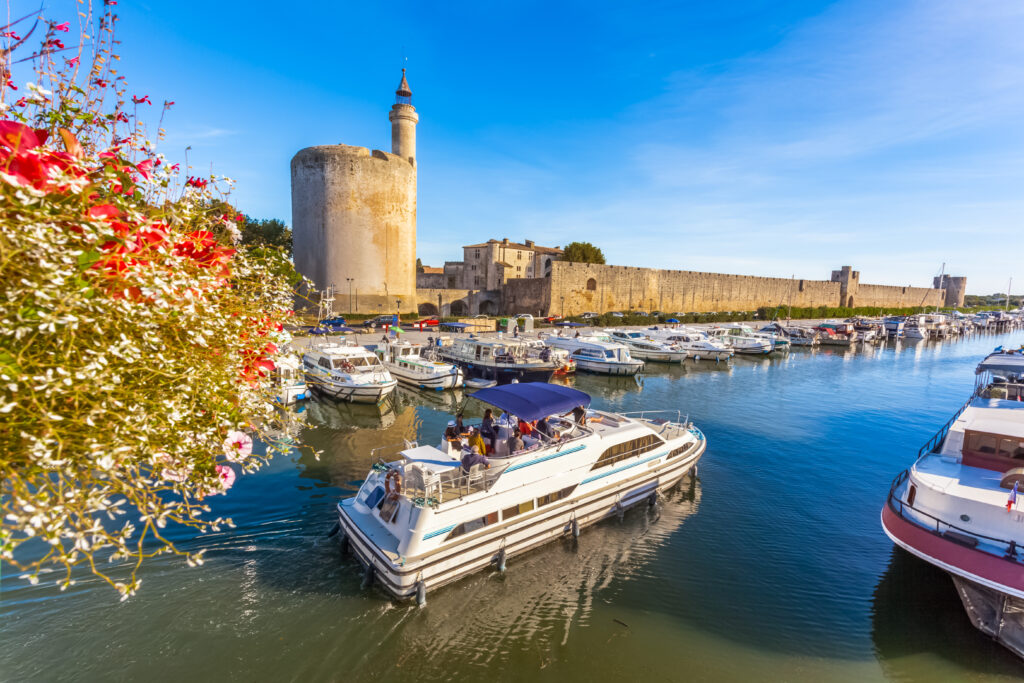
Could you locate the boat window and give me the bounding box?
[966,432,998,454]
[448,511,499,540]
[604,350,615,358]
[667,443,691,459]
[537,485,576,507]
[378,495,400,524]
[591,434,664,470]
[363,485,385,509]
[502,500,535,521]
[318,358,331,369]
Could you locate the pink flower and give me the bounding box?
[53,22,70,32]
[132,95,152,105]
[216,464,236,490]
[66,56,79,67]
[1,31,21,40]
[222,431,253,462]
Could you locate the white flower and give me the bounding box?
[222,431,253,461]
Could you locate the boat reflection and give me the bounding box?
[870,547,1021,679]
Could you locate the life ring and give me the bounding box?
[385,469,403,496]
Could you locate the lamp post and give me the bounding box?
[396,299,402,326]
[561,295,565,318]
[346,278,353,313]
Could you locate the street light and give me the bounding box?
[561,295,565,317]
[345,278,354,313]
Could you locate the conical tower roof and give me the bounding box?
[396,68,412,99]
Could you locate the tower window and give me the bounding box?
[586,278,597,291]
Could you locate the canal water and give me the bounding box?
[4,332,1024,682]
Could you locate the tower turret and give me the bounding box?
[389,69,418,163]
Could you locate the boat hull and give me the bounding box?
[443,358,554,385]
[308,377,397,403]
[573,358,645,375]
[338,440,705,599]
[389,366,463,391]
[629,349,688,363]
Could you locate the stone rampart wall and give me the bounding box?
[545,262,948,315]
[501,277,552,316]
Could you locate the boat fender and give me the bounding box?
[648,491,659,507]
[694,354,701,361]
[416,578,427,607]
[339,532,349,554]
[326,522,340,538]
[571,517,580,539]
[496,547,507,573]
[614,500,624,522]
[361,562,375,590]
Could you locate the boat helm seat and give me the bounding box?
[1001,468,1024,490]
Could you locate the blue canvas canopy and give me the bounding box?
[555,321,585,327]
[439,322,470,330]
[666,318,680,323]
[470,382,591,422]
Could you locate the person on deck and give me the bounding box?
[460,445,490,474]
[480,409,496,453]
[468,428,488,456]
[518,418,533,437]
[571,405,587,425]
[536,416,558,441]
[444,420,460,443]
[508,429,525,454]
[455,412,466,435]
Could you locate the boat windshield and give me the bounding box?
[333,356,380,370]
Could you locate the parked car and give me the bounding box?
[515,314,534,320]
[634,311,650,317]
[610,312,624,318]
[414,317,439,327]
[320,315,346,326]
[360,315,398,329]
[543,315,562,323]
[581,312,598,320]
[472,314,490,319]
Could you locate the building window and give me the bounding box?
[586,278,597,291]
[517,266,521,273]
[475,249,480,258]
[517,251,523,260]
[471,264,477,271]
[474,276,481,287]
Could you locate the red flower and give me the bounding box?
[164,100,175,107]
[93,79,108,87]
[65,56,79,67]
[185,176,208,189]
[45,39,66,50]
[1,31,21,40]
[135,159,154,179]
[53,22,70,32]
[88,204,120,221]
[115,112,129,123]
[169,163,180,172]
[132,95,151,105]
[235,214,244,222]
[0,121,48,154]
[4,80,16,91]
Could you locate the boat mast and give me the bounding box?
[1007,277,1013,311]
[935,262,945,314]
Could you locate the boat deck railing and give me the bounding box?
[618,410,691,437]
[400,461,511,504]
[916,391,978,458]
[887,469,1024,564]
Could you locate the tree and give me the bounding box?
[416,258,424,273]
[240,215,291,253]
[562,241,606,265]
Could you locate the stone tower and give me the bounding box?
[290,70,418,314]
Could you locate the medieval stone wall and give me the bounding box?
[500,277,553,317]
[541,262,952,315]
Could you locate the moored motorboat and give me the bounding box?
[706,326,772,355]
[336,382,707,600]
[373,339,463,391]
[646,327,733,361]
[273,353,309,405]
[606,329,688,363]
[542,333,645,375]
[437,337,559,385]
[302,342,398,403]
[881,348,1024,659]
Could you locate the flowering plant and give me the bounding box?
[1,4,304,598]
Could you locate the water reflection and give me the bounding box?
[870,547,1022,679]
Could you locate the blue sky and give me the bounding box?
[35,0,1024,294]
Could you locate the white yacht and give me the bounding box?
[302,342,398,403]
[373,340,463,391]
[606,329,689,363]
[724,323,790,351]
[335,383,706,601]
[543,334,645,375]
[646,327,733,361]
[273,354,309,405]
[437,337,559,385]
[706,326,773,355]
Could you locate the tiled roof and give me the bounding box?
[421,266,443,274]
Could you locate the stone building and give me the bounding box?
[456,239,563,289]
[290,70,418,314]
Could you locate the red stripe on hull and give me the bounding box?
[881,503,1024,596]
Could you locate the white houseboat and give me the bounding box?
[882,348,1024,659]
[706,326,773,355]
[646,327,734,361]
[302,342,398,403]
[273,354,309,405]
[373,340,463,391]
[336,383,706,601]
[606,329,689,363]
[543,334,645,375]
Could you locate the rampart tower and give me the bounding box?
[291,70,418,314]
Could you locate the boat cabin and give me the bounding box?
[959,409,1024,472]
